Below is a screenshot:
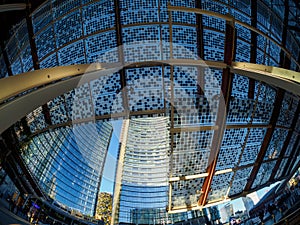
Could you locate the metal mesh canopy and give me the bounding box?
[0,0,300,223]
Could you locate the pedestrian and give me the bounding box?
[7,196,13,211]
[27,210,31,221]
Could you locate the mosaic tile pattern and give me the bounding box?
[204,68,222,97]
[251,161,276,189]
[126,67,164,112]
[268,42,280,67]
[32,1,52,33]
[120,0,158,25]
[202,0,229,15]
[285,132,299,157]
[222,128,248,147]
[47,96,68,125]
[257,2,271,30]
[255,82,276,103]
[235,40,251,62]
[203,29,225,61]
[0,54,8,78]
[239,128,267,166]
[26,107,48,133]
[71,83,94,121]
[264,128,289,160]
[208,172,233,201]
[123,26,161,62]
[58,40,86,65]
[202,16,226,31]
[164,66,220,126]
[39,53,58,69]
[171,178,204,207]
[2,0,298,81]
[277,94,299,128]
[7,22,34,73]
[85,31,118,63]
[20,45,33,72]
[160,0,196,23]
[216,128,247,171]
[227,98,253,124]
[172,150,210,177]
[228,79,276,124]
[54,10,83,48]
[171,130,213,177]
[82,0,115,35]
[10,59,23,75]
[35,26,56,60]
[90,72,123,116]
[231,8,251,24]
[161,25,198,60]
[231,74,249,99]
[3,0,300,215]
[232,0,251,15]
[229,167,253,196]
[256,49,267,65]
[275,158,289,180]
[52,0,81,19]
[64,90,75,120]
[253,82,276,124]
[216,146,242,171]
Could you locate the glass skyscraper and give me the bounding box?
[112,118,170,224]
[21,121,113,216]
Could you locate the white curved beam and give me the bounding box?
[0,61,299,134]
[0,4,26,12]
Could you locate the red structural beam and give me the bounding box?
[244,89,285,191]
[283,132,300,177]
[196,0,205,96]
[25,1,52,126]
[198,20,235,206]
[0,40,13,76]
[248,0,257,99]
[113,0,129,116]
[269,103,300,182]
[280,0,291,70]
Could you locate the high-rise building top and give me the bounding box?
[113,117,170,224]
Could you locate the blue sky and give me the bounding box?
[100,120,122,193]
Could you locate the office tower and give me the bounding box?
[112,117,170,224]
[21,121,113,216]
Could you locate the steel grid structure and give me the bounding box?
[0,0,300,222]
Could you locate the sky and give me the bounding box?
[100,120,122,193]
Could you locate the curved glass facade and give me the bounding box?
[21,122,112,216]
[0,0,300,224]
